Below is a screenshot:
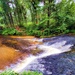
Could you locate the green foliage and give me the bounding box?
[25,24,42,36]
[0,0,75,36]
[0,70,43,75]
[1,28,22,35]
[22,71,43,75]
[47,0,75,35]
[25,0,75,36]
[0,70,18,75]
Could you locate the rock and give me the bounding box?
[24,35,75,75]
[2,36,41,54]
[2,37,33,53]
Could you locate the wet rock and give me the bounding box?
[24,51,75,75]
[2,36,42,54]
[24,35,75,75]
[2,37,33,53]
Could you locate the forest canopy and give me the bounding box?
[0,0,75,36]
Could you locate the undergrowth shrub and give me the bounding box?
[1,28,22,35]
[22,71,43,75]
[0,70,43,75]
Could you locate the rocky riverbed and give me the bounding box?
[24,35,75,75]
[0,35,75,75]
[0,36,41,70]
[25,51,75,75]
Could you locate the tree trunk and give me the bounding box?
[47,0,53,27]
[31,0,37,24]
[9,12,14,27]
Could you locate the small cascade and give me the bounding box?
[12,55,37,72]
[11,36,75,73]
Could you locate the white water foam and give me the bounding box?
[12,55,37,72]
[12,38,73,73]
[12,47,60,72]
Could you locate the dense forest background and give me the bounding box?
[0,0,75,36]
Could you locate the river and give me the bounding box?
[0,35,75,75]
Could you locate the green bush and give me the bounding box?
[1,28,22,35]
[25,0,75,36]
[22,71,43,75]
[0,70,43,75]
[47,0,75,35]
[0,70,18,75]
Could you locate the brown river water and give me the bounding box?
[0,35,75,74]
[0,36,40,70]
